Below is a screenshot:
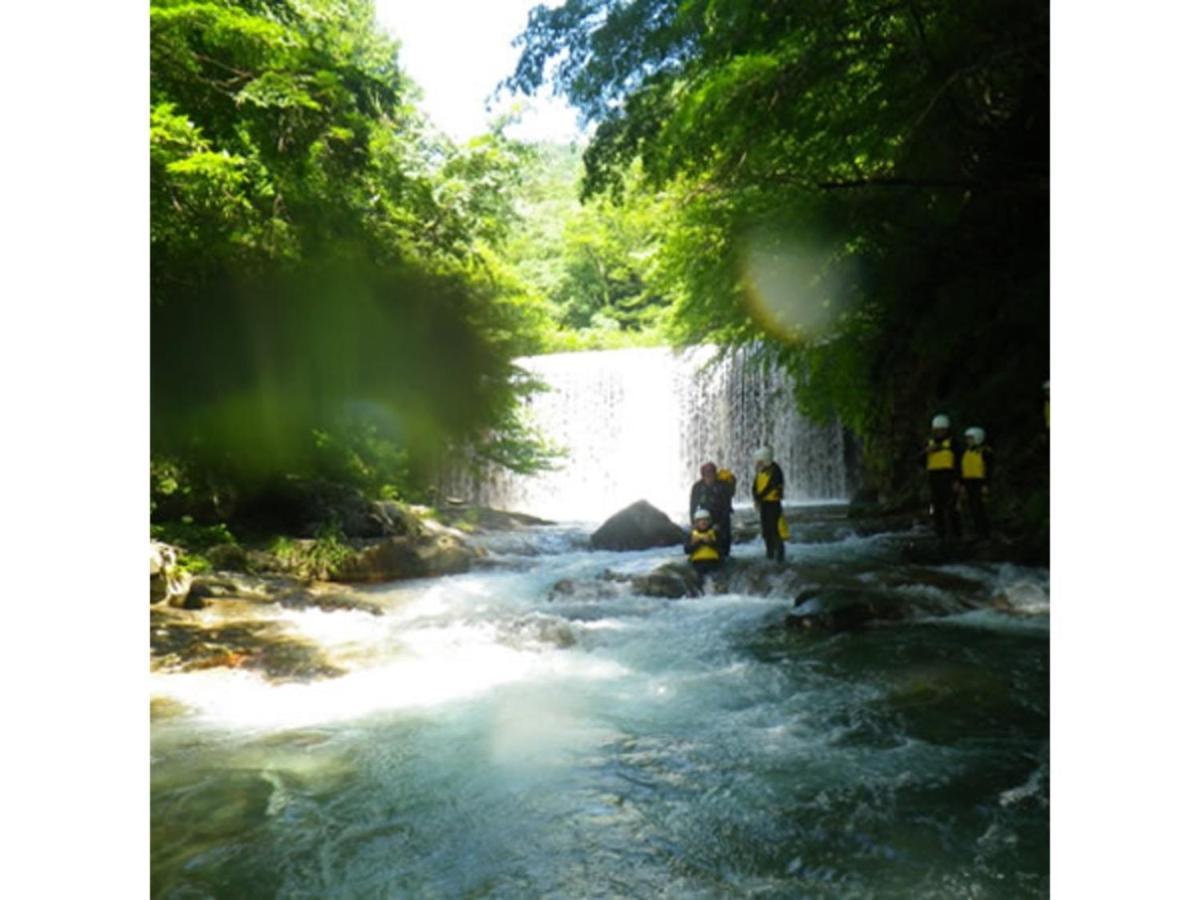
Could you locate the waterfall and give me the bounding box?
[449,346,850,521]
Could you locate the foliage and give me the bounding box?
[151,0,556,520]
[510,0,1049,502]
[151,518,238,551]
[267,523,356,581]
[503,143,673,345]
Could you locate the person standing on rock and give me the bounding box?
[960,426,993,539]
[684,508,723,584]
[752,446,786,562]
[923,414,962,539]
[690,461,735,558]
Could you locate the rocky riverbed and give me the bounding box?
[150,501,1046,694]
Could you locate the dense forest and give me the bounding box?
[509,0,1049,527]
[151,0,1048,548]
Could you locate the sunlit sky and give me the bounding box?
[373,0,582,143]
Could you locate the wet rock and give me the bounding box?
[189,572,299,603]
[429,502,555,533]
[205,543,249,572]
[187,572,384,615]
[372,500,424,536]
[630,562,701,599]
[499,615,578,649]
[330,533,478,583]
[150,609,345,682]
[590,500,687,551]
[546,578,622,602]
[786,589,913,632]
[277,588,385,616]
[873,566,988,597]
[150,541,193,606]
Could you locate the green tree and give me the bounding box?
[151,0,553,521]
[502,143,672,347]
[510,0,1049,505]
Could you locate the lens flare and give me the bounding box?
[739,232,851,342]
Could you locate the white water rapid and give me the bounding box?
[151,519,1050,898]
[444,346,851,521]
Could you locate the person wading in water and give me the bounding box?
[960,426,993,539]
[690,462,735,558]
[752,447,785,562]
[923,414,962,540]
[684,508,723,584]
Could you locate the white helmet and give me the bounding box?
[693,508,712,523]
[931,414,950,430]
[753,446,773,464]
[965,426,986,444]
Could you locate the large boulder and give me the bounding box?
[329,533,477,583]
[630,562,701,599]
[590,500,687,551]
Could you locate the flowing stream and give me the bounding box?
[151,515,1049,898]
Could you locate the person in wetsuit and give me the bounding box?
[752,446,785,562]
[690,461,735,558]
[960,426,994,539]
[923,414,962,539]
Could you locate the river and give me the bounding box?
[151,510,1049,898]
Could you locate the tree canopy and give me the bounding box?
[151,0,554,518]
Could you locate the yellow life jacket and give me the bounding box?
[754,469,782,501]
[689,528,720,562]
[926,437,955,471]
[961,447,987,480]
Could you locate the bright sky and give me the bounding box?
[373,0,583,143]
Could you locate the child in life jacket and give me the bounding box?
[684,508,723,583]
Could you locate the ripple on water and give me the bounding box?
[152,518,1048,897]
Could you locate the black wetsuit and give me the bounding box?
[923,436,962,539]
[960,445,994,539]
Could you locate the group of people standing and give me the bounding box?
[923,414,994,540]
[924,380,1050,541]
[684,447,787,579]
[680,381,1041,577]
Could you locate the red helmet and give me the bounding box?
[700,461,717,476]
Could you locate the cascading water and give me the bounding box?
[445,346,851,521]
[151,353,1048,899]
[151,516,1049,898]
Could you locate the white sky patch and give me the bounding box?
[373,0,583,142]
